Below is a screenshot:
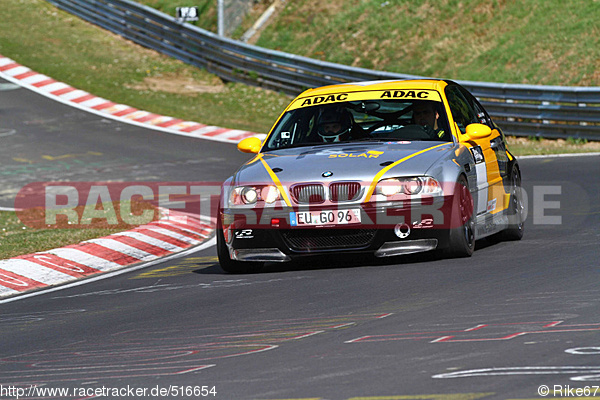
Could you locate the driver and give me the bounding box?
[317,106,353,142]
[413,101,445,139]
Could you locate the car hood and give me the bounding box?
[232,141,455,186]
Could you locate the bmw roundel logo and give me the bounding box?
[322,171,333,178]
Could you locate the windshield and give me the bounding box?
[263,99,452,151]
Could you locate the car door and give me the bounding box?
[445,85,506,216]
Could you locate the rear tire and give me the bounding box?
[445,175,475,258]
[216,214,263,274]
[499,164,525,241]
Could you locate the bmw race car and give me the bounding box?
[217,79,524,273]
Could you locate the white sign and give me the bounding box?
[176,6,198,21]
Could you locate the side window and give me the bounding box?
[459,87,493,127]
[445,86,479,133]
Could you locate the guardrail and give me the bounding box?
[46,0,600,140]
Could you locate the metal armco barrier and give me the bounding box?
[46,0,600,140]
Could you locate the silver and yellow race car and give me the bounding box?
[217,79,524,273]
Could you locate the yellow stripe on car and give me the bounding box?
[364,143,449,202]
[260,157,292,207]
[247,153,264,164]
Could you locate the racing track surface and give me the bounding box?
[1,77,600,399]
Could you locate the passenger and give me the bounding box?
[413,101,445,139]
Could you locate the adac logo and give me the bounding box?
[328,150,384,159]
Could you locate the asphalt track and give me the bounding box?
[1,76,600,400]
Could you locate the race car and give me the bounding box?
[217,79,524,273]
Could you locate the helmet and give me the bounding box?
[317,106,352,142]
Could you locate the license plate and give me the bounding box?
[290,209,361,226]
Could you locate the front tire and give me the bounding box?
[445,175,475,258]
[216,214,263,274]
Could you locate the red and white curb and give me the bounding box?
[0,54,267,143]
[0,212,214,299]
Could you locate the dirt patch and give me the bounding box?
[128,73,225,95]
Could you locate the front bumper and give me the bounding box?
[222,197,453,262]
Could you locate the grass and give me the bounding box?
[0,200,160,260]
[252,0,600,86]
[506,136,600,156]
[0,210,123,260]
[0,0,598,260]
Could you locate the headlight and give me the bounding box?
[241,187,258,204]
[230,185,281,206]
[420,177,442,194]
[376,176,442,197]
[378,179,403,196]
[404,177,422,195]
[261,186,280,204]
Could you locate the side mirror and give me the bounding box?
[237,137,262,154]
[463,123,492,141]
